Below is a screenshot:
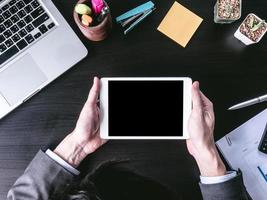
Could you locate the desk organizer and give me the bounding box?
[73,0,112,41]
[234,14,267,45]
[214,0,241,24]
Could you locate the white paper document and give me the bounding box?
[216,109,267,200]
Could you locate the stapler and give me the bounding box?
[116,1,156,34]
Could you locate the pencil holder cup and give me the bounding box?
[73,0,112,41]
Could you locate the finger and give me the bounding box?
[199,92,215,120]
[199,91,213,109]
[87,77,100,105]
[192,81,203,111]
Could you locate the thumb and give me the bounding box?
[192,81,203,111]
[87,77,100,105]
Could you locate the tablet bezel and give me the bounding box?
[100,77,192,139]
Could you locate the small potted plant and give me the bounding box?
[234,14,267,45]
[214,0,241,24]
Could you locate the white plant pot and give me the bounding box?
[234,13,267,45]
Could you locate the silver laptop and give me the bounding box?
[0,0,88,119]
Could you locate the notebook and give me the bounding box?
[216,109,267,200]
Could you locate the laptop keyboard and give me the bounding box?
[0,0,55,66]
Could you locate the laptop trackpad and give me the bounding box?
[0,54,47,106]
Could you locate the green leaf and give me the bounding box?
[251,20,265,32]
[249,17,254,28]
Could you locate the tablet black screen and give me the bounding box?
[108,81,183,137]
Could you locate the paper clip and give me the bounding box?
[226,135,232,146]
[116,1,156,34]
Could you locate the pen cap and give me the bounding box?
[73,0,112,41]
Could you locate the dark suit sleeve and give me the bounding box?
[7,150,75,200]
[199,171,252,200]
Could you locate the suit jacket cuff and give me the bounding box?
[46,149,80,175]
[199,171,249,200]
[200,171,237,184]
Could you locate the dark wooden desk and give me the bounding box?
[0,0,267,199]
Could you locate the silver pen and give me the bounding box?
[228,94,267,110]
[97,7,109,22]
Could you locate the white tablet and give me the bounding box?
[100,77,192,139]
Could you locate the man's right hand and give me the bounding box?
[186,81,226,177]
[54,77,106,168]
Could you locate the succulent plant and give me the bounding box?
[251,20,266,32]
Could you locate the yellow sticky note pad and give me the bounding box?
[157,2,203,47]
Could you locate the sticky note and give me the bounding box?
[157,1,203,47]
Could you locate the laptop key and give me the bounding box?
[17,20,26,28]
[18,10,26,18]
[17,38,28,50]
[18,28,27,37]
[0,16,4,23]
[0,34,5,43]
[22,0,33,5]
[38,24,47,34]
[47,22,55,29]
[25,34,34,43]
[4,19,13,28]
[9,6,18,14]
[0,45,19,65]
[32,13,49,28]
[24,15,33,23]
[11,34,20,42]
[31,6,44,19]
[5,39,13,47]
[11,14,19,23]
[31,0,39,8]
[34,32,41,39]
[3,30,12,38]
[25,24,34,32]
[0,44,7,53]
[9,0,17,6]
[10,24,19,33]
[16,1,25,9]
[24,5,33,13]
[3,10,11,19]
[2,4,10,11]
[0,24,6,33]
